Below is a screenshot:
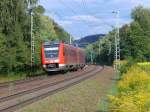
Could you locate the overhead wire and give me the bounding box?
[81,0,114,28]
[65,0,114,34]
[54,0,114,37]
[57,0,100,39]
[57,0,79,16]
[53,0,90,39]
[80,0,113,60]
[63,0,99,36]
[57,0,93,32]
[56,0,112,48]
[81,0,97,34]
[46,9,83,40]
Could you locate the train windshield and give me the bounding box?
[44,44,59,48]
[44,44,59,58]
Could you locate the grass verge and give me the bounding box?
[16,67,115,112]
[97,71,119,112]
[0,73,27,83]
[0,69,45,83]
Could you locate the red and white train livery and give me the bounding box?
[41,42,86,72]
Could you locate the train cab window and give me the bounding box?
[44,50,59,58]
[44,43,59,58]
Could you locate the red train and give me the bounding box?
[41,42,86,72]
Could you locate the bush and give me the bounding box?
[118,66,150,92]
[113,59,136,76]
[108,65,150,112]
[137,62,150,73]
[119,60,128,74]
[108,91,150,112]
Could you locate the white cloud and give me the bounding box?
[105,18,132,26]
[89,26,112,34]
[108,0,150,8]
[58,20,73,27]
[40,0,150,38]
[66,15,101,23]
[131,0,150,7]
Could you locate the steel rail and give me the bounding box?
[0,66,95,103]
[0,66,103,112]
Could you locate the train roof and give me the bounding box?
[42,41,84,51]
[43,41,60,45]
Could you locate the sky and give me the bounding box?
[39,0,150,39]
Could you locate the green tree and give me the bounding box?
[0,0,73,74]
[0,0,32,72]
[87,6,150,65]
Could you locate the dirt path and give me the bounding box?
[16,66,115,112]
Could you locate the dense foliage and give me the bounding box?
[108,65,150,112]
[0,0,69,74]
[137,62,150,73]
[86,6,150,65]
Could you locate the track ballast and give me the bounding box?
[0,65,103,112]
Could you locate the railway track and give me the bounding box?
[0,66,94,98]
[0,65,103,112]
[0,65,94,101]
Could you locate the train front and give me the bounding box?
[41,42,60,71]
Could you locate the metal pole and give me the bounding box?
[31,12,33,67]
[116,11,120,73]
[99,40,100,55]
[112,11,120,74]
[31,12,34,67]
[70,35,72,44]
[90,51,92,64]
[108,41,111,55]
[117,11,120,69]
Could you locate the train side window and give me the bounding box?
[68,48,70,56]
[64,47,67,56]
[66,47,69,56]
[63,48,66,56]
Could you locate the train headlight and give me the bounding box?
[43,65,46,68]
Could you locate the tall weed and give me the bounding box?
[108,65,150,112]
